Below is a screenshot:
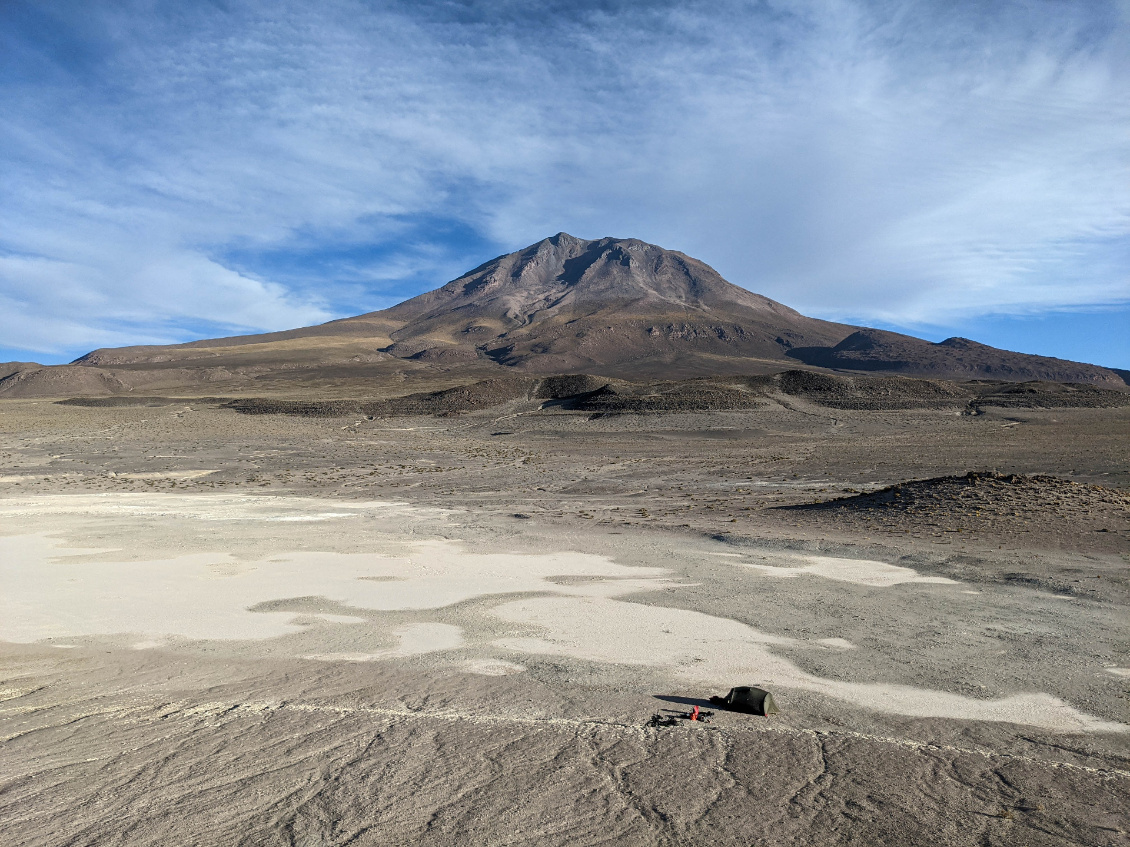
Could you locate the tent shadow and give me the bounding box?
[653,694,717,709]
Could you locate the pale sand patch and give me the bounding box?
[816,638,857,650]
[127,614,369,650]
[131,639,170,651]
[267,514,358,522]
[1,495,1114,734]
[0,492,438,523]
[0,534,674,644]
[492,596,1124,733]
[1105,668,1130,678]
[461,659,526,676]
[115,471,218,480]
[740,555,957,587]
[304,623,464,662]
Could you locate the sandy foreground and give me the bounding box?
[1,401,1128,845]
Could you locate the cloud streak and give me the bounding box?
[1,0,1127,361]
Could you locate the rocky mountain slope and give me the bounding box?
[375,232,856,373]
[2,234,1126,397]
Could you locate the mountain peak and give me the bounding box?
[546,231,583,245]
[358,233,847,375]
[384,233,794,328]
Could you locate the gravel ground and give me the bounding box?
[0,398,1127,846]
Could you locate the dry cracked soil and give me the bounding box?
[1,395,1128,846]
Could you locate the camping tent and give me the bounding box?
[710,686,778,716]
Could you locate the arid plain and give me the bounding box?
[3,236,1130,846]
[2,392,1128,846]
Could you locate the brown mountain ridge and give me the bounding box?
[2,233,1126,398]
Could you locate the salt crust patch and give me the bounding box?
[114,471,217,481]
[0,534,673,643]
[0,492,437,523]
[267,514,357,522]
[493,597,1124,734]
[816,638,856,650]
[0,495,1118,733]
[740,555,956,587]
[461,659,527,676]
[304,623,464,662]
[131,639,169,651]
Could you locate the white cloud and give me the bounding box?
[0,249,329,354]
[0,0,1127,359]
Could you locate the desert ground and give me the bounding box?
[2,395,1128,846]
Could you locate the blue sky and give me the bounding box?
[1,0,1127,368]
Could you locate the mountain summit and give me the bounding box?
[387,232,798,322]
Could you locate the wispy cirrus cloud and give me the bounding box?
[1,0,1127,362]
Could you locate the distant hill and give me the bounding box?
[2,234,1126,398]
[0,362,40,381]
[787,329,1122,385]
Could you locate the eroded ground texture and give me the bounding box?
[1,398,1127,846]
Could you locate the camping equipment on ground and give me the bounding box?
[709,686,778,716]
[647,708,715,727]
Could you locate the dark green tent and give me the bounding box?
[710,686,778,716]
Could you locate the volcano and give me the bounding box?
[3,233,1126,397]
[375,232,850,373]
